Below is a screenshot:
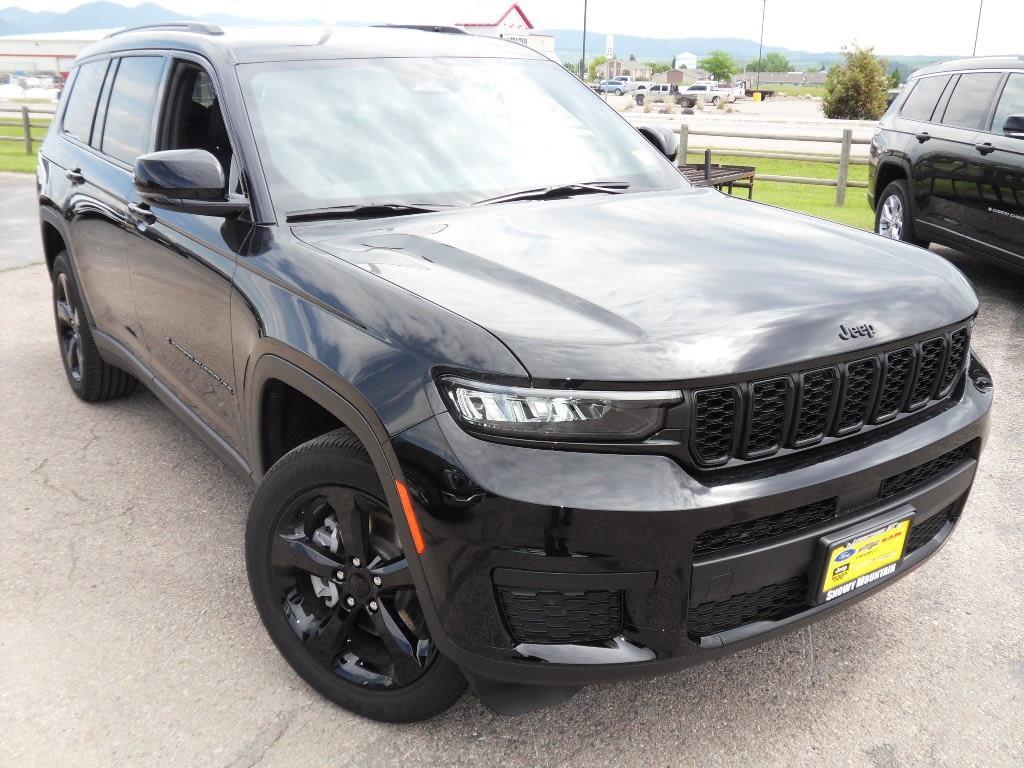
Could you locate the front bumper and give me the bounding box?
[391,371,992,687]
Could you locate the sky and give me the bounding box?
[22,0,1024,56]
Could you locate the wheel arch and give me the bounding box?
[873,159,911,212]
[39,204,70,275]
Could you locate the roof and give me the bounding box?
[456,3,533,30]
[74,24,544,65]
[910,55,1024,78]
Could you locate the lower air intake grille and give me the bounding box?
[498,588,623,645]
[880,445,972,500]
[906,504,959,555]
[692,498,839,559]
[688,575,808,638]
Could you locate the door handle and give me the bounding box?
[915,131,931,143]
[127,202,156,225]
[66,168,85,184]
[974,142,995,155]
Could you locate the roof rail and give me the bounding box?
[104,21,224,39]
[374,24,466,35]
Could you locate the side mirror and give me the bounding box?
[134,149,247,216]
[1002,114,1024,139]
[637,125,679,162]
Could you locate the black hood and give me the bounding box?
[296,188,978,382]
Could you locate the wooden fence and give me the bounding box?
[0,106,54,156]
[675,124,873,205]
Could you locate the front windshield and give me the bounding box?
[238,56,688,213]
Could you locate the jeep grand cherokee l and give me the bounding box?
[870,56,1024,270]
[37,23,993,722]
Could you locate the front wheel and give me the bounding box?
[875,179,929,247]
[246,430,466,722]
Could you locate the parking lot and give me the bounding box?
[1,170,1022,767]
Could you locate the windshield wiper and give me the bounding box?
[473,181,631,206]
[285,203,452,223]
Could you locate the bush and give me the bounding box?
[822,45,889,120]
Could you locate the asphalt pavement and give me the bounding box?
[1,171,1022,767]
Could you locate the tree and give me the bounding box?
[747,52,792,72]
[648,61,673,74]
[588,55,608,82]
[698,50,738,82]
[822,45,890,120]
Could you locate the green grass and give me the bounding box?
[0,117,49,173]
[688,150,874,230]
[771,83,827,98]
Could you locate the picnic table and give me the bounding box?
[679,149,756,199]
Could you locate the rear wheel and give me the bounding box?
[875,179,929,247]
[51,251,136,402]
[246,430,466,722]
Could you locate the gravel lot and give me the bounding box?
[1,171,1022,767]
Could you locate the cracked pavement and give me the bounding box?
[1,170,1022,767]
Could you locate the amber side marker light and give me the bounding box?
[395,480,427,554]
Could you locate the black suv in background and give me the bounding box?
[37,24,993,722]
[870,56,1024,270]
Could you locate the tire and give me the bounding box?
[875,179,929,247]
[711,96,719,105]
[246,429,467,722]
[51,251,136,402]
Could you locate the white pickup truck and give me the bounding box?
[675,81,737,107]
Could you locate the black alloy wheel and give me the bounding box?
[54,269,83,384]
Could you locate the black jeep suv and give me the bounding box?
[37,24,993,722]
[870,56,1024,270]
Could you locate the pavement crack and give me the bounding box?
[30,456,93,505]
[222,703,312,768]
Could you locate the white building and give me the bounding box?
[673,52,699,70]
[455,3,557,59]
[0,29,111,75]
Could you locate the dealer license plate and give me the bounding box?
[819,517,911,602]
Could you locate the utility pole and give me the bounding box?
[755,0,766,93]
[580,0,589,80]
[972,0,984,56]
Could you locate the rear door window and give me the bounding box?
[940,72,1004,130]
[62,60,108,143]
[899,75,950,122]
[991,72,1024,132]
[101,56,166,165]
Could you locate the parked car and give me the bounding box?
[870,56,1024,270]
[635,82,677,105]
[676,81,736,107]
[38,24,993,723]
[598,78,631,94]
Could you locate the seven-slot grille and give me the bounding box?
[689,325,971,467]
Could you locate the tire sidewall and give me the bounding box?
[51,252,91,396]
[875,180,913,243]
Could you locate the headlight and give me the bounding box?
[438,376,682,441]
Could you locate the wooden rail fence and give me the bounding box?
[0,106,54,157]
[675,124,872,205]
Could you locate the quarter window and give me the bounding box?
[101,56,165,165]
[62,60,107,143]
[899,75,950,122]
[940,72,1003,130]
[991,73,1024,133]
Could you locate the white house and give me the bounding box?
[673,52,699,70]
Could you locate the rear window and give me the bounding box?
[62,60,107,143]
[899,75,950,121]
[940,72,1004,130]
[101,56,164,165]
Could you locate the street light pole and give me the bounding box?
[756,0,766,93]
[972,0,984,56]
[580,0,588,80]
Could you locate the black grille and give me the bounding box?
[692,388,738,464]
[498,588,623,644]
[908,337,946,408]
[836,358,879,433]
[693,498,839,559]
[792,368,837,444]
[938,327,970,396]
[880,444,972,500]
[874,347,915,422]
[906,504,959,555]
[744,378,790,456]
[688,575,808,638]
[688,326,970,467]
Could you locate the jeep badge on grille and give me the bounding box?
[838,323,876,340]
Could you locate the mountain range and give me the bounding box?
[0,1,949,74]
